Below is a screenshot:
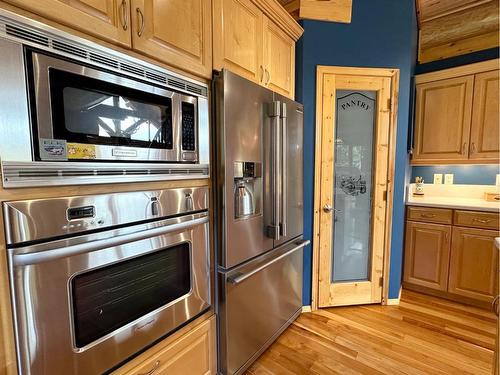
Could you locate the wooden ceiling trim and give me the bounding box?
[417,0,494,23]
[417,0,499,62]
[277,0,352,23]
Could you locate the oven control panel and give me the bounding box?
[181,102,196,152]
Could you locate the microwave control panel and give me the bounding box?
[181,102,196,151]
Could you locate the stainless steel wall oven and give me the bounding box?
[3,187,211,374]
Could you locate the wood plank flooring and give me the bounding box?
[245,290,497,375]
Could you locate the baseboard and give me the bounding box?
[301,305,312,313]
[385,287,402,306]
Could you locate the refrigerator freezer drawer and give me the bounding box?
[218,239,308,375]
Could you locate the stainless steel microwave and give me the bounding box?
[0,8,209,177]
[27,49,201,163]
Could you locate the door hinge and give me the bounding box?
[387,98,392,111]
[379,277,384,287]
[383,190,387,201]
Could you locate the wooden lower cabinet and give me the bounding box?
[403,206,499,307]
[404,221,451,291]
[448,227,498,303]
[113,316,216,375]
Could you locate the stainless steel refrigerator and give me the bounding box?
[213,70,309,375]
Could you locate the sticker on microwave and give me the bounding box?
[39,139,67,160]
[67,143,97,160]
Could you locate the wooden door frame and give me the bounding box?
[311,66,400,311]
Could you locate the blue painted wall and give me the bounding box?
[296,0,418,304]
[411,165,499,185]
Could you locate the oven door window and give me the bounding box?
[49,69,173,150]
[71,243,190,348]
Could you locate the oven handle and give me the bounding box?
[12,215,209,266]
[227,239,310,285]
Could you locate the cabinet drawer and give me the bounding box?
[114,316,216,375]
[454,210,500,230]
[407,206,453,224]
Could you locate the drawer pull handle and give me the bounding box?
[472,218,492,224]
[420,213,436,218]
[492,295,500,315]
[140,360,160,375]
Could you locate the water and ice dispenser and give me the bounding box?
[233,161,261,219]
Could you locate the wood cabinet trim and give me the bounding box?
[252,0,303,40]
[415,58,500,84]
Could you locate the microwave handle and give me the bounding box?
[12,214,208,266]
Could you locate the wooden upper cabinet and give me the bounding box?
[413,75,474,163]
[263,18,295,98]
[4,0,131,46]
[469,70,500,162]
[448,226,498,303]
[213,0,264,83]
[131,0,212,78]
[404,221,451,291]
[213,0,302,98]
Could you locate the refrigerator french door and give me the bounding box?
[214,70,307,375]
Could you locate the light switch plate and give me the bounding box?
[444,174,454,185]
[433,174,443,184]
[496,174,500,186]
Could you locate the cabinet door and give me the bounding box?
[404,221,451,291]
[113,316,216,375]
[449,227,499,303]
[469,70,499,162]
[4,0,131,46]
[132,0,212,78]
[213,0,264,84]
[413,76,474,163]
[263,18,295,98]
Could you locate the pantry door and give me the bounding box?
[315,67,397,308]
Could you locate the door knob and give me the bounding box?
[323,204,333,213]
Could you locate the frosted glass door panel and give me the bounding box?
[332,90,376,282]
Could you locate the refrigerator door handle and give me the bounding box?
[227,239,310,284]
[267,101,281,241]
[280,102,287,238]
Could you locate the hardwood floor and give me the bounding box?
[245,290,497,375]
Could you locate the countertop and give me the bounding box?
[407,195,500,212]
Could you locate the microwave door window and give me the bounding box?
[49,69,173,150]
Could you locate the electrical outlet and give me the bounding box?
[496,174,500,186]
[444,174,454,185]
[433,174,443,184]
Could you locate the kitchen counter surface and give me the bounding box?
[407,195,500,212]
[406,184,500,212]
